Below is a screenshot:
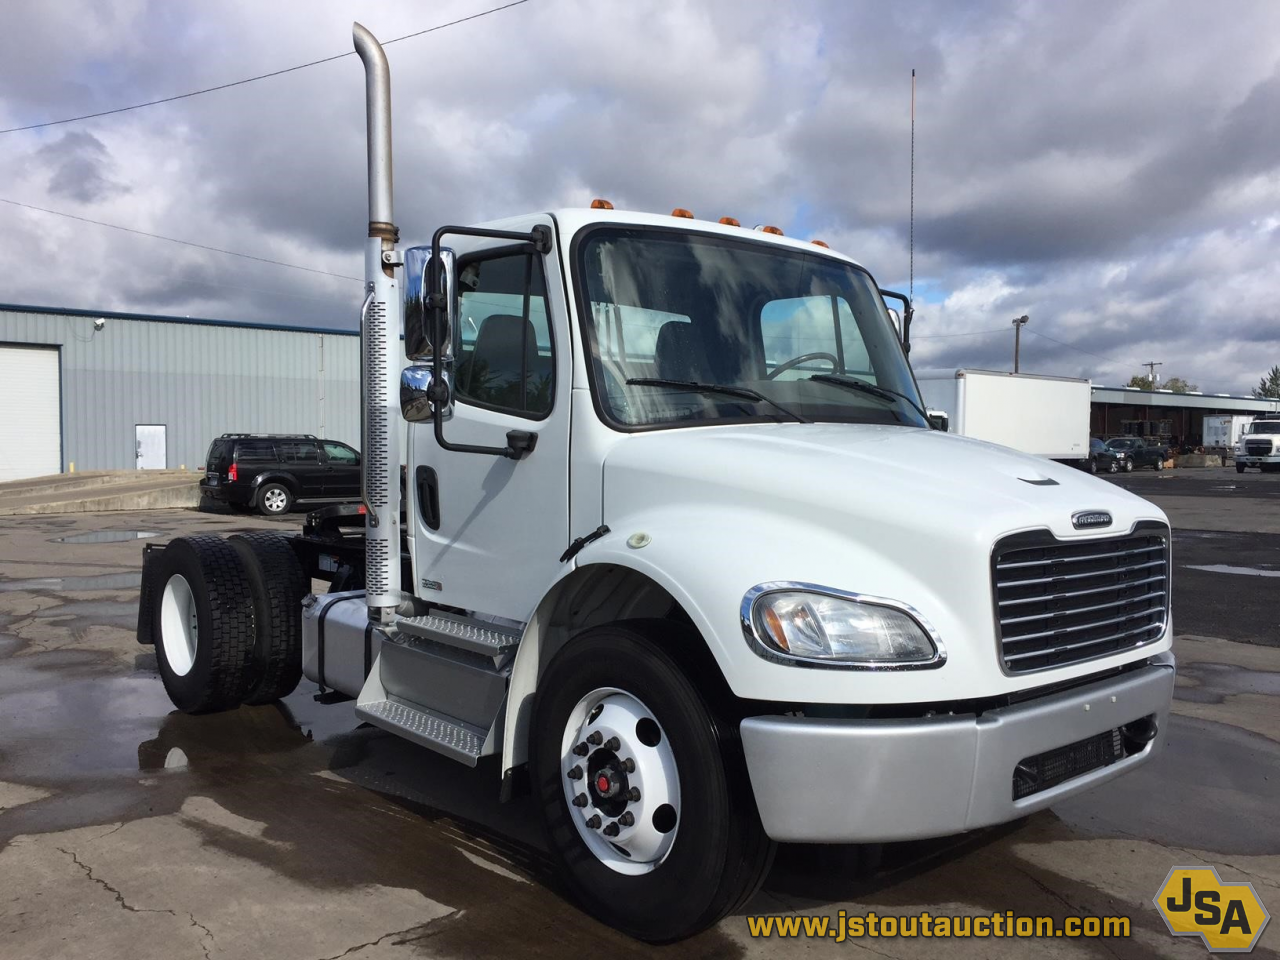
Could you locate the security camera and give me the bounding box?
[93,318,105,331]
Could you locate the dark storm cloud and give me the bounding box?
[0,0,1276,391]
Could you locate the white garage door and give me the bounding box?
[0,345,61,482]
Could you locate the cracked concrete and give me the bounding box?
[1,507,1278,959]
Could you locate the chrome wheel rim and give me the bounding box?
[560,687,680,875]
[160,574,198,676]
[263,488,288,512]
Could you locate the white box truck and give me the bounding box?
[916,369,1091,461]
[133,25,1174,942]
[1202,414,1253,456]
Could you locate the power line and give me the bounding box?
[1024,329,1131,366]
[0,0,532,136]
[913,328,1008,339]
[0,197,361,281]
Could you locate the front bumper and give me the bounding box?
[1237,454,1280,465]
[740,656,1175,843]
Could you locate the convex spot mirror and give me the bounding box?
[886,307,902,337]
[400,365,452,423]
[403,245,457,361]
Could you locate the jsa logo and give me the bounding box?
[1154,866,1270,953]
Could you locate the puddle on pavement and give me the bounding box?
[50,530,160,544]
[1184,563,1280,577]
[0,572,142,592]
[1176,660,1280,703]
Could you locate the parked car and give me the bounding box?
[200,433,361,515]
[1084,436,1128,474]
[1104,437,1169,471]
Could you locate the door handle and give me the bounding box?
[416,466,440,531]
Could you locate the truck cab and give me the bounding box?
[1234,416,1280,472]
[135,24,1176,943]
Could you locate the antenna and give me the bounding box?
[909,68,915,302]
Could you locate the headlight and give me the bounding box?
[742,584,943,668]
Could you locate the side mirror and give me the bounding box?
[926,408,949,432]
[403,245,456,361]
[886,307,902,336]
[401,364,452,423]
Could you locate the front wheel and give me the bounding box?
[1089,459,1099,474]
[1124,459,1134,472]
[1236,462,1247,474]
[1155,458,1165,471]
[1108,460,1119,474]
[531,623,774,942]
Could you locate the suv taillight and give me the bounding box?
[228,463,238,481]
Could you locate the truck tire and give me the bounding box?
[1155,458,1165,471]
[1107,460,1118,474]
[1236,462,1246,474]
[1123,459,1134,472]
[151,537,257,713]
[1089,459,1099,474]
[229,532,308,704]
[530,623,775,942]
[256,483,293,516]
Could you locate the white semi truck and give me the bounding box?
[136,24,1175,942]
[1234,415,1280,472]
[915,369,1091,461]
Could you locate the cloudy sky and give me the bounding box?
[1,0,1277,393]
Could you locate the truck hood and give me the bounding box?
[602,422,1163,544]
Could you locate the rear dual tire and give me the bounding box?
[152,534,306,713]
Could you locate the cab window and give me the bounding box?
[454,251,553,418]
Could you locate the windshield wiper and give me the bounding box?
[626,378,810,424]
[808,374,931,424]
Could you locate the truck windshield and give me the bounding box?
[576,227,927,430]
[1249,422,1280,435]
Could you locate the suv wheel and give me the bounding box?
[257,483,293,516]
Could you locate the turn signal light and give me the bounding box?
[671,208,694,219]
[719,217,740,226]
[227,463,238,482]
[759,225,784,236]
[590,198,614,210]
[811,239,829,248]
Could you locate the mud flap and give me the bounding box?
[136,541,164,645]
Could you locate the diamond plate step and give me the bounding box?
[396,613,521,657]
[355,698,486,766]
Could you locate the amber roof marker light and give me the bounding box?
[671,208,694,219]
[811,240,829,248]
[590,198,614,210]
[756,224,784,236]
[719,217,740,226]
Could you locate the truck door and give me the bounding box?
[409,220,570,621]
[320,441,361,498]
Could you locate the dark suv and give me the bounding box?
[201,434,361,515]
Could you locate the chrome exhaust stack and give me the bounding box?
[353,22,402,622]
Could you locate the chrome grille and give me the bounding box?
[1245,440,1273,456]
[992,524,1169,673]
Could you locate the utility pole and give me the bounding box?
[1012,315,1029,373]
[1142,361,1162,386]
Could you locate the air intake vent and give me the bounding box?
[992,522,1169,674]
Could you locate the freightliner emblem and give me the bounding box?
[1072,510,1113,530]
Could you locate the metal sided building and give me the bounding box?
[1090,385,1280,445]
[0,304,360,483]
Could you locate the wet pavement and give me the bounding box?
[1,507,1277,959]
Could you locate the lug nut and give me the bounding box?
[622,758,635,773]
[585,815,602,829]
[586,731,603,746]
[567,765,583,780]
[627,787,641,802]
[619,812,635,827]
[603,821,620,837]
[572,742,589,757]
[604,736,620,751]
[572,794,588,807]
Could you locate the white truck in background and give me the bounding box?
[133,25,1175,941]
[1203,414,1253,458]
[915,369,1091,461]
[1234,415,1280,473]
